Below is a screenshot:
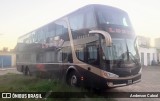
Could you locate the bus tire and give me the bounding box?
[22,67,26,75]
[26,67,31,76]
[67,71,80,87]
[23,67,31,76]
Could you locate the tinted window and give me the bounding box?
[44,20,69,45]
[85,11,96,28]
[69,12,85,31]
[87,45,98,64]
[55,21,68,36]
[75,45,85,61]
[45,51,55,63]
[36,53,43,63]
[36,29,46,43]
[60,47,73,63]
[97,7,131,27]
[34,32,38,43]
[48,23,56,37]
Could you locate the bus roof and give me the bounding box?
[18,4,125,40]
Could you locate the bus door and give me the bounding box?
[85,42,100,87]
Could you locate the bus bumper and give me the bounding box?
[106,73,141,88]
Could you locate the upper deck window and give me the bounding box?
[69,6,96,31]
[69,12,84,30]
[97,6,131,27]
[86,11,96,28]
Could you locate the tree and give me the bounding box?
[3,47,8,52]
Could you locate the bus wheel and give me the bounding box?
[22,67,26,75]
[67,71,80,87]
[26,67,31,76]
[23,67,31,76]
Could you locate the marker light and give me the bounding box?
[81,76,84,81]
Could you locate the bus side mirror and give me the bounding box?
[89,30,112,47]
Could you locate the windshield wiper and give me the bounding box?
[127,51,138,64]
[125,39,138,64]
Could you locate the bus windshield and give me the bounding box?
[97,7,131,27]
[101,38,139,61]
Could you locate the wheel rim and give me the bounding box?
[71,75,77,86]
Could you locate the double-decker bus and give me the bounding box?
[16,4,141,89]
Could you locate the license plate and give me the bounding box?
[128,80,132,84]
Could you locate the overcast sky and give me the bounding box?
[0,0,159,49]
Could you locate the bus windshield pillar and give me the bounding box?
[89,30,112,47]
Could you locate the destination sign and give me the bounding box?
[108,27,132,34]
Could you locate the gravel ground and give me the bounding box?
[0,67,21,75]
[106,66,160,101]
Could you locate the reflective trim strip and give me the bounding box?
[108,83,127,87]
[16,62,87,65]
[133,79,141,84]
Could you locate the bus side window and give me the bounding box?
[57,50,62,63]
[58,47,73,63]
[85,11,96,28]
[69,11,85,31]
[87,45,99,66]
[75,45,85,62]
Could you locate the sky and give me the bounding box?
[0,0,160,50]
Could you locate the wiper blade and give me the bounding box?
[127,52,138,64]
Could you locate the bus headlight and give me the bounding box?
[102,71,119,78]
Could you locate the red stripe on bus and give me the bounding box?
[36,64,46,71]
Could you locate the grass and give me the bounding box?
[0,73,115,101]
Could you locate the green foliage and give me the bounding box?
[0,74,115,101]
